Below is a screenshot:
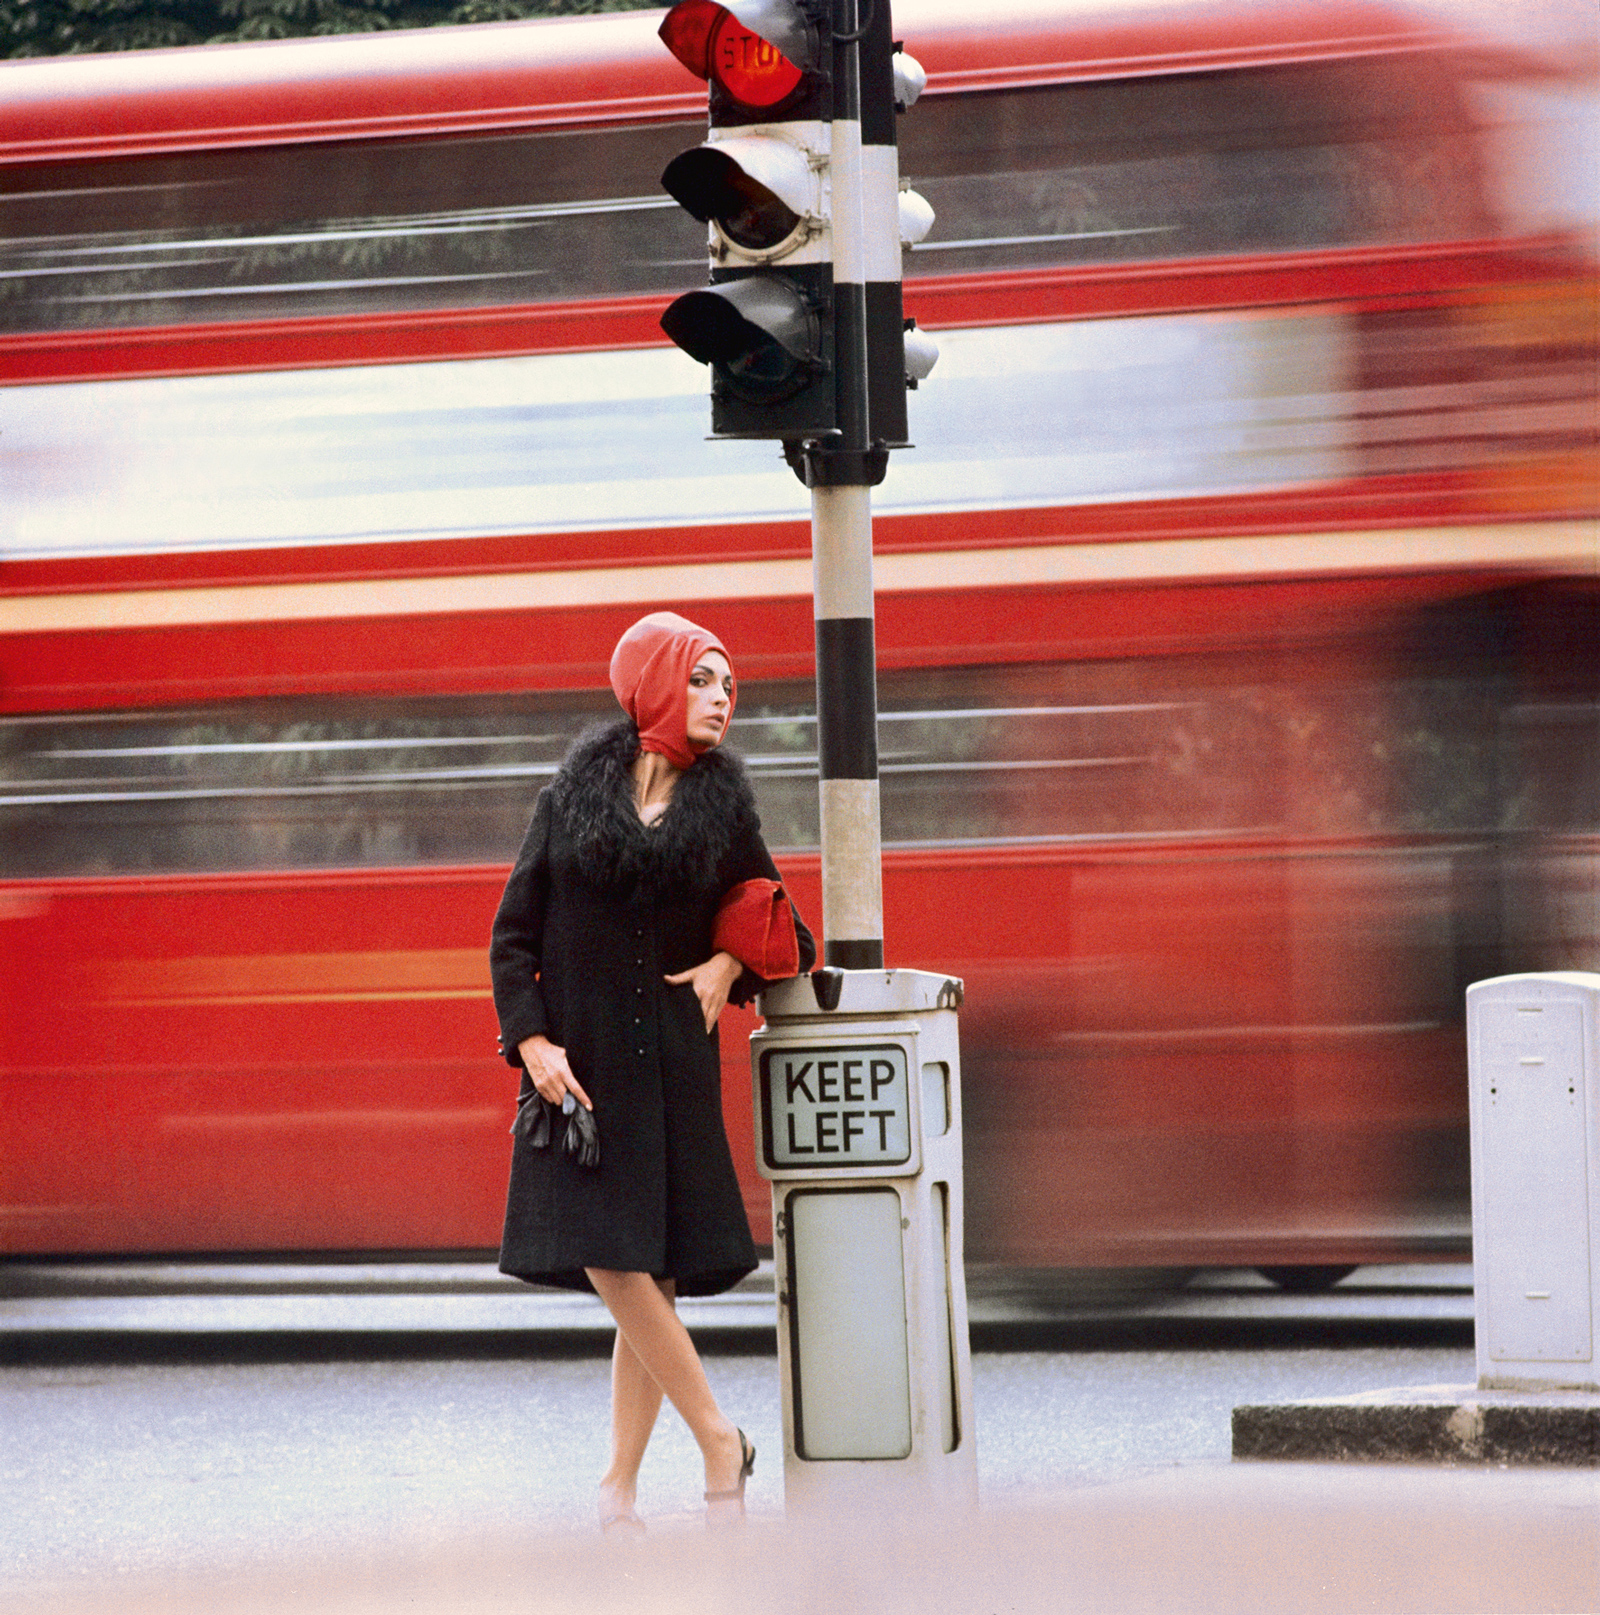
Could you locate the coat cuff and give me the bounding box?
[496,1000,548,1068]
[728,966,765,1009]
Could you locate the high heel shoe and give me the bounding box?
[704,1429,755,1526]
[598,1484,646,1539]
[599,1509,646,1539]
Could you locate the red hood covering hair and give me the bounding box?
[608,612,735,770]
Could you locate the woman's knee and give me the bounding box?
[587,1267,657,1302]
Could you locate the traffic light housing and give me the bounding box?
[658,0,836,443]
[658,0,934,483]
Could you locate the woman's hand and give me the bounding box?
[518,1034,591,1111]
[665,951,743,1034]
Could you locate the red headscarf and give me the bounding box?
[609,612,735,769]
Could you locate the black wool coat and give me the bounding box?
[490,720,815,1296]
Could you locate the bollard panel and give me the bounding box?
[1466,972,1600,1392]
[753,968,978,1515]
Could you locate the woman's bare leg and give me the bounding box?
[587,1268,745,1501]
[597,1280,669,1520]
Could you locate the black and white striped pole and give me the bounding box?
[792,0,891,971]
[658,0,973,1516]
[809,486,881,969]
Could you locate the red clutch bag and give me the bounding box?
[713,878,801,980]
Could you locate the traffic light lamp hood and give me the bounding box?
[897,186,934,248]
[662,134,822,259]
[660,276,821,384]
[903,320,938,386]
[891,47,926,110]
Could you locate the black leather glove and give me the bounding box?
[511,1089,599,1170]
[510,1087,552,1148]
[562,1098,600,1169]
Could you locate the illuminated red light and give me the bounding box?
[660,0,803,108]
[709,12,802,107]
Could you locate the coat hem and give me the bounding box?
[498,1258,758,1299]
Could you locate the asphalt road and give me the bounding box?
[0,1258,1478,1344]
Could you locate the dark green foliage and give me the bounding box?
[1,0,654,56]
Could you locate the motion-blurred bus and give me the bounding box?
[2,0,1594,1286]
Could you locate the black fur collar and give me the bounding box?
[550,718,757,896]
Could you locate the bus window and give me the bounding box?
[902,60,1492,277]
[0,56,1493,335]
[0,122,707,333]
[0,646,1517,878]
[0,693,601,877]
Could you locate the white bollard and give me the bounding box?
[1466,972,1600,1391]
[752,968,978,1515]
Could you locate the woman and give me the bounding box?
[490,611,815,1532]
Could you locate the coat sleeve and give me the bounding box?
[723,818,817,1008]
[490,788,554,1067]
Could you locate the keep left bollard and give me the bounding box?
[751,967,978,1517]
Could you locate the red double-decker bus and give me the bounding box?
[2,0,1594,1284]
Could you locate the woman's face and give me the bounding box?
[686,649,733,750]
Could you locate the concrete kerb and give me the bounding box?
[1233,1382,1600,1465]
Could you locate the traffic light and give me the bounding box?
[657,0,934,484]
[658,0,836,443]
